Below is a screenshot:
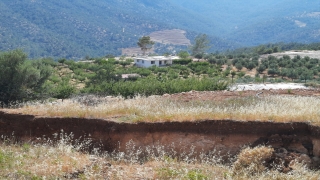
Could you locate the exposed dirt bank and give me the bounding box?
[1,110,320,162]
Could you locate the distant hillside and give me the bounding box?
[171,0,320,47]
[0,0,319,59]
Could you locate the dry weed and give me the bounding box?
[1,135,320,179]
[4,95,320,125]
[232,146,274,175]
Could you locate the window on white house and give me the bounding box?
[136,59,140,62]
[151,61,155,64]
[159,61,162,65]
[142,60,144,64]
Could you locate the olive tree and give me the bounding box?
[0,49,53,104]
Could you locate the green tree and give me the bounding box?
[137,36,155,55]
[0,50,53,104]
[246,62,256,71]
[257,65,266,74]
[178,51,189,59]
[53,81,76,100]
[119,61,131,68]
[231,71,236,83]
[300,70,313,83]
[287,69,298,81]
[58,58,66,64]
[267,63,279,77]
[273,46,280,53]
[190,34,210,56]
[279,68,288,79]
[235,62,243,71]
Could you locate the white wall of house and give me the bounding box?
[134,56,176,68]
[134,59,153,68]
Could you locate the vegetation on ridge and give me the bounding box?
[1,43,320,105]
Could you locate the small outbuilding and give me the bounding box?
[134,56,179,68]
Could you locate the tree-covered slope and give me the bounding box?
[171,0,320,46]
[0,0,319,59]
[0,0,229,59]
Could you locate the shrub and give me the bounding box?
[0,50,53,104]
[54,82,76,99]
[173,59,192,65]
[186,169,208,180]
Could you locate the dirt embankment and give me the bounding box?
[1,110,320,161]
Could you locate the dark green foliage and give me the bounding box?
[84,77,228,98]
[287,69,299,81]
[246,62,256,71]
[178,51,189,59]
[0,50,53,104]
[299,69,313,83]
[53,82,76,100]
[86,63,119,85]
[119,61,131,68]
[194,53,205,59]
[207,56,216,64]
[257,65,267,74]
[231,71,236,83]
[137,69,152,77]
[173,59,192,65]
[267,63,279,76]
[187,62,211,74]
[235,62,243,71]
[58,58,66,64]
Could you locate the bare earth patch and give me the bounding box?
[260,50,320,59]
[149,29,191,46]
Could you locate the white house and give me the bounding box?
[134,56,179,68]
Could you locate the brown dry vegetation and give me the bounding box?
[4,89,320,125]
[1,134,320,179]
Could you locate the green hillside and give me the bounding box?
[0,0,319,59]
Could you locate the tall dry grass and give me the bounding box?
[1,134,319,179]
[5,95,320,125]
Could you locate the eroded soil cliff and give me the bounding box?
[1,110,320,160]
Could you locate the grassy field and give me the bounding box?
[5,94,320,125]
[1,133,319,179]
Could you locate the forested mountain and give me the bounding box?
[0,0,319,59]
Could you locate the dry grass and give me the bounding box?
[233,146,274,175]
[0,132,91,179]
[1,135,319,179]
[4,94,320,125]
